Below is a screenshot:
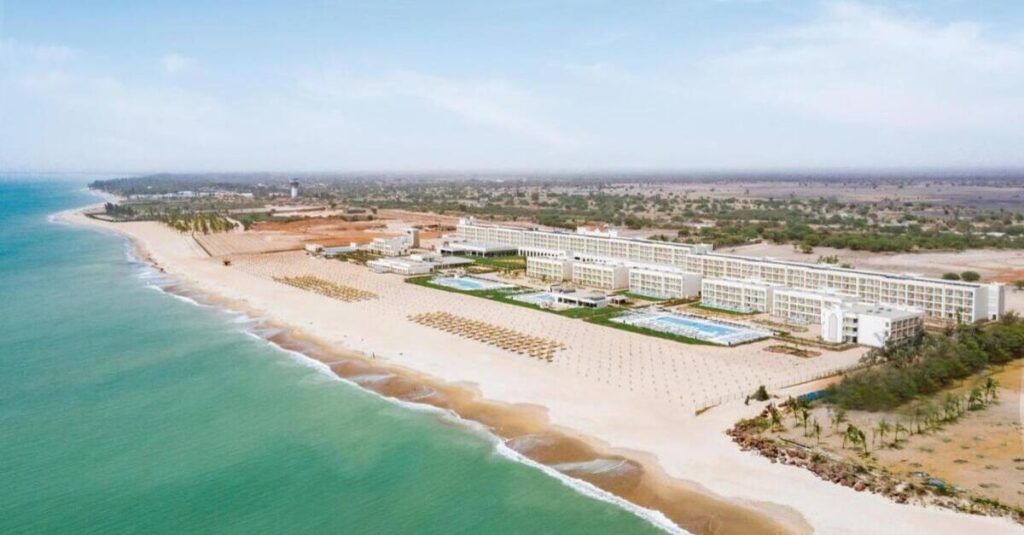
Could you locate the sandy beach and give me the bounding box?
[62,206,1023,535]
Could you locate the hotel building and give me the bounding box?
[526,256,573,282]
[821,303,925,348]
[628,267,702,300]
[771,288,858,325]
[457,218,1004,322]
[700,278,775,313]
[571,262,630,290]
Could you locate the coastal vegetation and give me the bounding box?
[825,314,1024,411]
[93,174,1024,253]
[160,213,235,234]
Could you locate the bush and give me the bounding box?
[826,316,1024,411]
[752,385,770,401]
[941,272,960,281]
[960,271,981,282]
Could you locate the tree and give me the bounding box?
[829,407,847,430]
[874,419,891,447]
[941,272,961,281]
[960,271,981,282]
[768,404,784,431]
[983,377,999,402]
[1014,280,1024,292]
[813,419,822,444]
[911,406,926,435]
[893,422,909,445]
[843,424,866,452]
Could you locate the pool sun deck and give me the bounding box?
[611,309,773,346]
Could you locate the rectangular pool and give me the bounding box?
[431,276,515,291]
[511,291,559,306]
[611,310,772,346]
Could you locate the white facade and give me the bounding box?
[821,304,924,348]
[526,256,573,282]
[628,268,702,299]
[571,262,630,290]
[771,288,858,325]
[457,219,1004,322]
[367,258,433,275]
[700,278,774,313]
[457,217,712,269]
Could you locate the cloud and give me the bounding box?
[160,53,195,75]
[703,1,1024,130]
[300,69,582,150]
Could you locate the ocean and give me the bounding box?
[0,177,669,534]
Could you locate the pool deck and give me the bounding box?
[611,310,773,346]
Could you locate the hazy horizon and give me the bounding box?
[3,1,1024,173]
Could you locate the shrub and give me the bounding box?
[960,271,981,282]
[825,317,1024,411]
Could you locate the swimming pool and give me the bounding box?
[511,291,559,306]
[611,310,772,346]
[431,276,514,291]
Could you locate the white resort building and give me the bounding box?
[771,288,859,325]
[526,256,573,282]
[821,303,925,348]
[700,278,775,313]
[456,217,1005,323]
[570,262,630,290]
[628,267,702,300]
[367,229,420,257]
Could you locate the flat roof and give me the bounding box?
[459,221,710,251]
[846,304,924,320]
[460,221,990,290]
[444,241,519,252]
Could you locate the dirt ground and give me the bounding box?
[772,360,1024,508]
[603,181,1024,212]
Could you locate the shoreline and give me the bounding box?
[78,204,800,535]
[59,200,1023,535]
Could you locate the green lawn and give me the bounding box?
[688,303,756,316]
[406,275,719,345]
[584,311,716,346]
[469,255,528,271]
[616,291,665,302]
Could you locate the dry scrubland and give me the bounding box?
[769,361,1023,509]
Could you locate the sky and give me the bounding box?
[1,0,1023,173]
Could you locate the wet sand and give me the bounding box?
[61,205,1024,535]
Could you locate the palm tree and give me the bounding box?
[893,422,909,446]
[875,419,891,447]
[799,407,811,435]
[830,407,847,430]
[768,404,783,431]
[910,406,922,435]
[968,387,984,410]
[844,424,867,452]
[784,397,799,422]
[943,394,959,422]
[983,377,999,402]
[813,419,822,444]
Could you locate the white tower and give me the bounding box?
[289,179,299,199]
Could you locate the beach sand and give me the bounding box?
[63,207,1023,535]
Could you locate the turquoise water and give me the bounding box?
[612,311,770,345]
[431,276,513,291]
[0,178,668,534]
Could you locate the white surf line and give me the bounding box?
[85,217,692,535]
